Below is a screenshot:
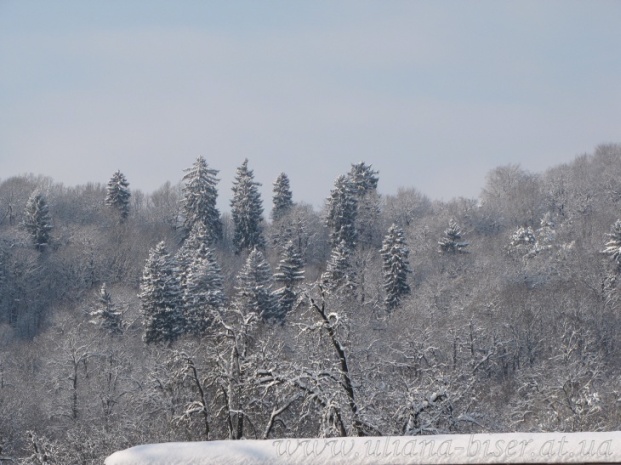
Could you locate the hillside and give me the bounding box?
[1,144,620,464]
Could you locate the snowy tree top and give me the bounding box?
[348,161,379,196]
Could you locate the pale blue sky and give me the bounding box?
[1,1,620,210]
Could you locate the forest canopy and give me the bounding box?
[1,145,621,464]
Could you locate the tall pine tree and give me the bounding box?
[23,190,52,252]
[139,242,184,344]
[271,172,293,221]
[182,243,225,335]
[235,247,277,321]
[325,175,357,249]
[380,224,411,311]
[176,222,211,291]
[321,240,357,294]
[176,223,226,335]
[181,156,222,244]
[348,162,379,196]
[273,240,304,318]
[231,159,265,254]
[105,170,131,222]
[348,162,381,249]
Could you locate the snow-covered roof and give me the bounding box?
[105,431,621,465]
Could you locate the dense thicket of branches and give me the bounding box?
[1,144,621,463]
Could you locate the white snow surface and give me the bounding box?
[105,432,621,465]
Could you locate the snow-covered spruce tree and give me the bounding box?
[23,190,52,252]
[321,240,357,294]
[602,219,621,271]
[273,240,305,317]
[139,241,184,344]
[348,163,381,249]
[271,172,293,222]
[348,162,379,196]
[175,221,224,333]
[235,247,278,321]
[181,156,222,244]
[90,283,122,334]
[380,224,411,311]
[176,222,211,290]
[231,159,265,254]
[105,170,131,222]
[182,243,226,335]
[269,203,318,267]
[325,175,357,249]
[438,219,469,254]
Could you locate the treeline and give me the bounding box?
[1,145,621,464]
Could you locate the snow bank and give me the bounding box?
[105,431,621,465]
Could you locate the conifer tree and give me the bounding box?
[176,223,226,307]
[325,175,357,249]
[348,162,381,249]
[348,162,379,196]
[90,283,122,334]
[273,240,305,317]
[182,243,225,335]
[23,190,52,252]
[231,159,265,254]
[181,156,222,244]
[176,222,211,291]
[438,219,469,254]
[139,242,184,344]
[321,240,357,294]
[176,224,225,334]
[105,170,131,222]
[175,222,226,335]
[235,247,277,321]
[271,172,293,221]
[380,224,411,310]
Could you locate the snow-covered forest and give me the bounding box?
[1,145,621,464]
